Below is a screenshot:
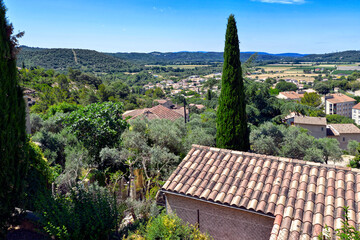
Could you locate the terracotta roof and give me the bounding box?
[189,104,205,110]
[173,107,188,117]
[162,145,360,240]
[328,124,360,135]
[154,99,169,104]
[123,105,183,121]
[279,91,304,100]
[353,103,360,110]
[293,115,327,126]
[326,94,356,104]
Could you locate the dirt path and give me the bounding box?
[72,49,78,64]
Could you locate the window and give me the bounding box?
[321,127,324,131]
[343,137,345,142]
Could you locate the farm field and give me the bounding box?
[145,64,210,69]
[249,63,359,82]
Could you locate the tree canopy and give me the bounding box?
[216,14,249,151]
[0,1,28,235]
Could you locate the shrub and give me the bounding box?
[350,155,360,168]
[24,141,56,210]
[36,183,121,240]
[127,212,212,240]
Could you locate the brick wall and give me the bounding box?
[165,193,274,240]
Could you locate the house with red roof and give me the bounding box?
[160,144,360,240]
[324,94,356,118]
[277,91,304,101]
[123,105,184,121]
[327,124,360,149]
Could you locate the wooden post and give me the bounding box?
[197,209,200,229]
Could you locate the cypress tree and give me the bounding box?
[0,0,28,236]
[216,14,249,151]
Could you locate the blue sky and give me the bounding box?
[3,0,360,54]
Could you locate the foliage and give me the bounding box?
[216,14,249,151]
[63,102,128,166]
[30,113,44,133]
[36,183,121,240]
[127,212,212,240]
[184,115,216,152]
[120,118,183,193]
[303,148,324,163]
[347,140,360,156]
[55,143,89,190]
[313,138,342,164]
[349,155,360,169]
[326,114,355,124]
[275,81,297,92]
[300,92,322,107]
[245,80,281,125]
[250,122,285,156]
[280,127,315,160]
[0,1,29,235]
[314,82,331,95]
[24,141,56,210]
[319,207,360,240]
[43,102,82,120]
[18,46,136,73]
[250,123,343,163]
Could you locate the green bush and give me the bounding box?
[350,155,360,168]
[24,141,57,210]
[36,183,121,240]
[127,212,212,240]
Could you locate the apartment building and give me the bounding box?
[352,103,360,124]
[324,93,356,118]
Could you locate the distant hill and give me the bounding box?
[295,50,360,63]
[17,46,138,73]
[107,51,296,64]
[17,46,360,72]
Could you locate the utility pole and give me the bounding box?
[183,97,187,123]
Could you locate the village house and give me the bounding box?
[323,93,356,118]
[277,91,304,101]
[352,103,360,124]
[123,105,184,121]
[153,99,174,109]
[284,114,327,138]
[161,144,360,240]
[327,124,360,149]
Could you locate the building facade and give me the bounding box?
[327,124,360,149]
[285,114,327,138]
[352,103,360,124]
[324,93,356,117]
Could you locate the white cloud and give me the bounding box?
[253,0,306,4]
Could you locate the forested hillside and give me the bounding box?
[107,51,299,64]
[17,46,141,73]
[297,50,360,63]
[17,46,360,74]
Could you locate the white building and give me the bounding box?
[352,103,360,124]
[323,93,356,118]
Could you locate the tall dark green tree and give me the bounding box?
[0,1,28,236]
[216,14,249,151]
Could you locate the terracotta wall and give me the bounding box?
[165,193,274,240]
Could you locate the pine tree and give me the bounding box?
[216,14,249,151]
[0,0,28,236]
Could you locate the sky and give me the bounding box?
[3,0,360,54]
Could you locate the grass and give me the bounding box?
[333,70,358,75]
